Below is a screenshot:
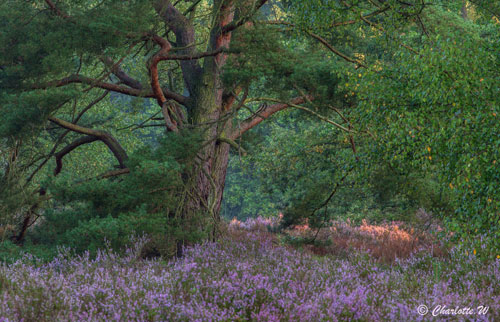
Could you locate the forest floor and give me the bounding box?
[0,217,499,321]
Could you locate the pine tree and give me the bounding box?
[2,0,454,254]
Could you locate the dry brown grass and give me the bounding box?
[223,215,449,263]
[286,219,449,263]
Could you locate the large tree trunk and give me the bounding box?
[153,0,297,256]
[175,87,232,256]
[174,0,235,255]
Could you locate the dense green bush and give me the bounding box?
[26,131,207,257]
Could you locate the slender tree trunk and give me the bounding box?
[461,1,468,20]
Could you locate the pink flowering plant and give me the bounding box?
[0,218,499,321]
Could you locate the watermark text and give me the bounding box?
[417,304,489,316]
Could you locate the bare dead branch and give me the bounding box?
[25,91,110,184]
[34,75,152,97]
[49,116,129,170]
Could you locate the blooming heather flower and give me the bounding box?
[0,219,498,321]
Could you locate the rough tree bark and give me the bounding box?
[152,0,263,248]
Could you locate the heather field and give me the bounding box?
[2,1,500,321]
[0,217,498,321]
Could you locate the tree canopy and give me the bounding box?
[0,0,499,259]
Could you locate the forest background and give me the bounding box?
[0,0,499,261]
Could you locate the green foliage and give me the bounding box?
[50,207,206,256]
[29,131,207,257]
[222,106,418,227]
[0,0,153,139]
[354,5,500,258]
[1,0,499,262]
[224,1,492,249]
[224,25,342,105]
[0,89,79,138]
[0,240,57,264]
[0,241,21,263]
[0,173,33,231]
[369,165,453,214]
